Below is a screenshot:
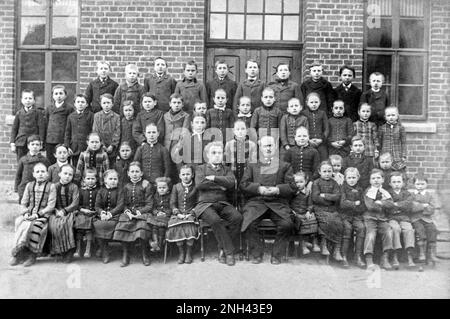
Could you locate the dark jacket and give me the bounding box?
[143,73,177,112]
[268,78,303,113]
[240,160,296,231]
[206,75,237,109]
[301,77,336,115]
[64,109,94,155]
[113,81,145,115]
[10,106,46,147]
[133,142,171,183]
[45,101,74,144]
[85,76,119,113]
[174,78,207,114]
[360,89,389,126]
[334,83,362,122]
[132,109,165,145]
[233,79,266,113]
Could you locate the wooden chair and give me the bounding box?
[245,218,289,262]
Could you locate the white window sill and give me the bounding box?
[403,122,437,133]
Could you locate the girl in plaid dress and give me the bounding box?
[75,132,109,186]
[353,103,379,164]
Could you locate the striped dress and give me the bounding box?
[12,181,56,257]
[48,182,79,254]
[113,179,153,242]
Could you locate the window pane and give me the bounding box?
[368,0,392,16]
[20,82,45,110]
[398,86,423,115]
[400,19,424,48]
[52,52,77,81]
[367,18,392,48]
[210,0,226,12]
[52,17,78,45]
[52,83,77,107]
[400,0,423,17]
[20,52,45,81]
[284,0,300,13]
[21,0,46,16]
[247,0,263,13]
[210,14,226,39]
[53,0,79,16]
[228,14,244,39]
[229,0,244,12]
[246,15,263,40]
[399,56,424,84]
[21,17,46,45]
[265,0,282,13]
[366,54,392,84]
[283,16,299,40]
[264,15,282,40]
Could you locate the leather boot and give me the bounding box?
[185,245,193,264]
[120,243,129,267]
[365,253,374,269]
[320,237,330,256]
[312,236,321,252]
[74,236,83,258]
[141,240,150,266]
[355,237,366,268]
[84,239,92,258]
[102,242,110,264]
[177,244,185,264]
[391,250,400,269]
[407,248,416,267]
[301,240,310,255]
[380,251,392,270]
[23,252,37,267]
[417,240,426,262]
[428,242,438,266]
[341,238,350,268]
[332,241,344,262]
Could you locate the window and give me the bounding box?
[16,0,80,112]
[364,0,429,120]
[208,0,302,43]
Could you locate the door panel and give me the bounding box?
[206,48,301,85]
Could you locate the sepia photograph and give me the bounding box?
[0,0,449,301]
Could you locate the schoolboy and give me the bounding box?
[113,63,145,115]
[268,62,302,113]
[334,65,362,121]
[360,72,389,126]
[233,59,265,113]
[174,60,207,114]
[85,61,119,113]
[206,60,237,109]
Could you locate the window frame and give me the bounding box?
[206,0,304,49]
[363,0,430,121]
[15,0,81,113]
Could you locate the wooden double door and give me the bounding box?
[205,48,302,85]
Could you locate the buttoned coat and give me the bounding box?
[334,83,362,122]
[92,111,121,150]
[85,76,119,113]
[113,81,145,115]
[163,110,190,151]
[206,75,237,109]
[240,160,296,232]
[268,79,303,113]
[10,106,46,147]
[133,109,165,145]
[45,102,74,144]
[143,73,177,112]
[64,109,94,156]
[174,78,207,114]
[280,113,309,147]
[233,79,266,113]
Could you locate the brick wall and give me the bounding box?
[302,0,364,86]
[0,0,16,180]
[79,0,205,91]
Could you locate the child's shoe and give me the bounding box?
[332,243,344,262]
[177,245,185,264]
[300,240,310,255]
[365,254,374,269]
[83,240,92,258]
[320,239,330,256]
[427,243,438,266]
[342,256,349,268]
[417,240,426,262]
[356,254,366,268]
[407,249,416,267]
[150,241,160,252]
[391,251,400,269]
[380,252,392,270]
[23,253,36,267]
[185,245,193,264]
[73,238,82,258]
[312,237,321,252]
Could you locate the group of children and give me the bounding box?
[9,57,438,269]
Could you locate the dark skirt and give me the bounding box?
[314,209,344,243]
[74,212,94,231]
[166,215,199,242]
[113,213,152,242]
[48,213,76,254]
[294,213,318,235]
[147,214,170,228]
[93,218,118,240]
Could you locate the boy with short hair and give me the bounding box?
[85,61,119,113]
[233,59,265,113]
[206,60,237,110]
[268,62,303,113]
[360,72,389,126]
[193,101,207,116]
[379,152,395,190]
[329,154,344,186]
[143,57,177,113]
[280,97,308,152]
[48,144,70,183]
[301,61,335,116]
[334,65,362,121]
[342,136,374,189]
[174,60,207,114]
[205,88,234,143]
[250,87,283,138]
[10,89,46,161]
[387,172,416,268]
[113,63,145,116]
[45,85,73,164]
[163,93,191,152]
[15,135,51,203]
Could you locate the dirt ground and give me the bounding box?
[1,182,449,299]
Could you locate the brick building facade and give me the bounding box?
[0,0,449,192]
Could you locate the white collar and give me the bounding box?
[214,106,226,111]
[366,186,392,200]
[238,112,252,117]
[55,101,64,108]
